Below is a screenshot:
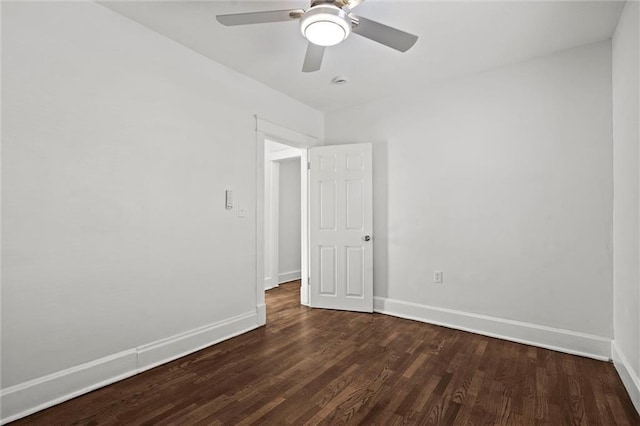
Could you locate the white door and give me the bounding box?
[309,143,373,312]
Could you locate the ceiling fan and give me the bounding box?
[216,0,418,73]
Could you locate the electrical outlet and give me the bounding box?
[433,271,443,284]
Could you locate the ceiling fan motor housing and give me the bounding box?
[300,4,352,46]
[310,0,347,8]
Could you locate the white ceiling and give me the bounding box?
[101,0,624,112]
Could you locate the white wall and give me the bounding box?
[325,41,613,356]
[278,158,301,281]
[612,0,640,412]
[1,0,322,418]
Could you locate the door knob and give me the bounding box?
[363,235,371,241]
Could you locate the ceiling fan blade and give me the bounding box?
[351,15,418,52]
[302,43,325,73]
[216,9,304,26]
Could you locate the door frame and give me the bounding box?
[255,117,320,325]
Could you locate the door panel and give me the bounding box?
[319,181,337,230]
[346,246,364,297]
[309,143,373,312]
[346,179,364,230]
[319,246,337,295]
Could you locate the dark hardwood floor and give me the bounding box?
[12,281,640,425]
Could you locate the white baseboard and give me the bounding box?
[0,350,139,425]
[264,276,278,291]
[136,311,259,372]
[300,280,309,307]
[257,303,266,326]
[612,341,640,415]
[374,297,611,361]
[278,270,301,284]
[1,311,260,425]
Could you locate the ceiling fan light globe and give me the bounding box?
[305,21,346,46]
[300,5,351,47]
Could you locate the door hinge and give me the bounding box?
[307,161,311,170]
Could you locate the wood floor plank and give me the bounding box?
[10,281,640,425]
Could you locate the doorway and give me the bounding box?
[264,140,302,291]
[255,118,319,325]
[255,119,374,323]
